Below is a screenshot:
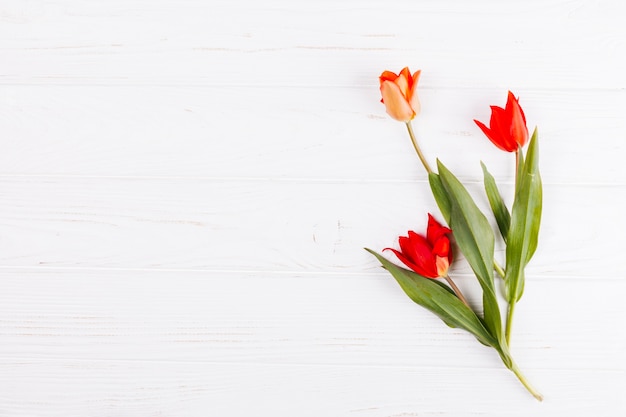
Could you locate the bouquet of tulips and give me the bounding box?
[366,67,543,400]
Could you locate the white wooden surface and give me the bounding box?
[1,1,625,415]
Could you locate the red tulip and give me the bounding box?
[384,214,453,278]
[474,91,528,152]
[379,67,421,122]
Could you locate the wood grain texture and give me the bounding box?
[1,0,625,89]
[0,86,624,184]
[1,0,625,416]
[0,178,622,277]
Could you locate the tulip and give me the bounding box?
[379,67,433,173]
[379,67,421,122]
[474,91,528,152]
[384,214,453,278]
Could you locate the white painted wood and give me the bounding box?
[0,178,621,277]
[1,1,625,89]
[1,0,625,415]
[0,86,624,184]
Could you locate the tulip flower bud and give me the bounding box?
[474,91,528,152]
[379,67,422,122]
[384,214,453,278]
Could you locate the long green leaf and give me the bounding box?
[436,161,502,342]
[505,128,542,303]
[366,249,497,347]
[481,162,511,242]
[429,172,451,223]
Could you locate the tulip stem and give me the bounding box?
[515,150,519,187]
[494,260,505,279]
[505,301,515,345]
[405,121,433,174]
[498,345,543,401]
[443,275,470,308]
[509,358,544,401]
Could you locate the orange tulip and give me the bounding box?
[379,67,421,122]
[474,91,528,152]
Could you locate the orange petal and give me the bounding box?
[407,70,421,115]
[411,70,421,86]
[435,256,450,277]
[394,71,410,97]
[380,80,415,122]
[408,91,421,117]
[399,67,412,83]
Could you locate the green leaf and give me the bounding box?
[505,128,542,303]
[366,249,497,347]
[515,147,525,194]
[481,162,511,242]
[428,172,451,223]
[436,161,502,342]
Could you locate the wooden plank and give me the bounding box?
[1,1,624,88]
[1,269,623,369]
[0,86,624,184]
[0,360,622,416]
[0,178,621,276]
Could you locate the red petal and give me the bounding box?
[384,247,437,278]
[379,70,399,83]
[489,106,508,138]
[432,236,450,257]
[474,119,497,144]
[426,214,451,245]
[401,232,431,260]
[486,106,518,152]
[476,117,512,152]
[506,91,528,147]
[403,232,438,277]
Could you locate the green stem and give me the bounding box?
[498,346,543,401]
[443,275,470,309]
[494,260,505,279]
[515,149,519,184]
[405,121,433,174]
[505,301,515,345]
[509,360,544,401]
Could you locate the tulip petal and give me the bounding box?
[399,67,411,83]
[379,70,399,82]
[404,232,439,277]
[380,80,415,122]
[489,106,508,138]
[411,70,421,90]
[432,237,450,258]
[474,119,494,140]
[384,247,437,278]
[487,107,518,152]
[475,119,512,152]
[400,233,430,261]
[435,255,450,277]
[408,70,422,115]
[506,91,528,147]
[427,214,451,245]
[395,69,410,97]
